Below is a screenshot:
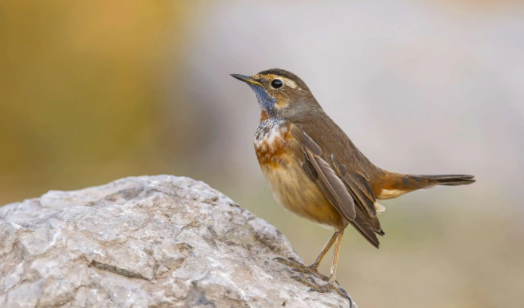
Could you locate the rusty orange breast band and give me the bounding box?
[254,120,294,168]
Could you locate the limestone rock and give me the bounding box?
[0,175,354,308]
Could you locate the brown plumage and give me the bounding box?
[232,68,475,296]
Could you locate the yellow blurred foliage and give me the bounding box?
[0,1,190,201]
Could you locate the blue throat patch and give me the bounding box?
[249,84,276,114]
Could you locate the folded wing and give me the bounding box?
[300,130,384,248]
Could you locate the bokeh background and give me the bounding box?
[2,0,524,307]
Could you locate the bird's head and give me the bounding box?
[231,68,318,119]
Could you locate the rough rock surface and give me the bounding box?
[0,175,353,308]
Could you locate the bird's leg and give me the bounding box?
[274,232,337,281]
[291,231,343,288]
[309,231,338,271]
[290,231,352,305]
[328,231,343,284]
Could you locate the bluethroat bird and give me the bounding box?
[231,69,475,298]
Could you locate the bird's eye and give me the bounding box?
[271,79,283,89]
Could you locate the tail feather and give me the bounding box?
[422,174,476,186]
[376,172,475,200]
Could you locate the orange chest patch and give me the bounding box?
[254,119,294,167]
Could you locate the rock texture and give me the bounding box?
[0,175,353,308]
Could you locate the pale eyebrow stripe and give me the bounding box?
[280,77,297,89]
[257,74,298,89]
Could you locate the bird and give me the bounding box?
[231,68,475,298]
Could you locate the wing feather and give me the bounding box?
[302,132,357,221]
[332,160,377,217]
[350,207,381,248]
[300,130,384,245]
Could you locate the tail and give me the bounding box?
[421,174,476,186]
[377,172,476,199]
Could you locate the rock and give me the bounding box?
[0,175,354,308]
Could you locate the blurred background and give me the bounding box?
[1,0,524,307]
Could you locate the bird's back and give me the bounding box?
[290,108,385,187]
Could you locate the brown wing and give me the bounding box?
[301,131,356,221]
[299,130,383,248]
[331,159,376,217]
[331,158,384,235]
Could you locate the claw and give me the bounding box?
[291,267,330,281]
[308,281,353,307]
[290,275,322,289]
[274,257,329,281]
[273,256,303,267]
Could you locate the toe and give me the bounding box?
[273,256,303,267]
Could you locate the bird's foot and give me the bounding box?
[273,257,329,281]
[290,265,330,282]
[273,256,303,268]
[290,275,353,307]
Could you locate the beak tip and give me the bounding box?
[231,74,250,82]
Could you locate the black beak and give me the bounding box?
[230,74,263,86]
[231,74,250,82]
